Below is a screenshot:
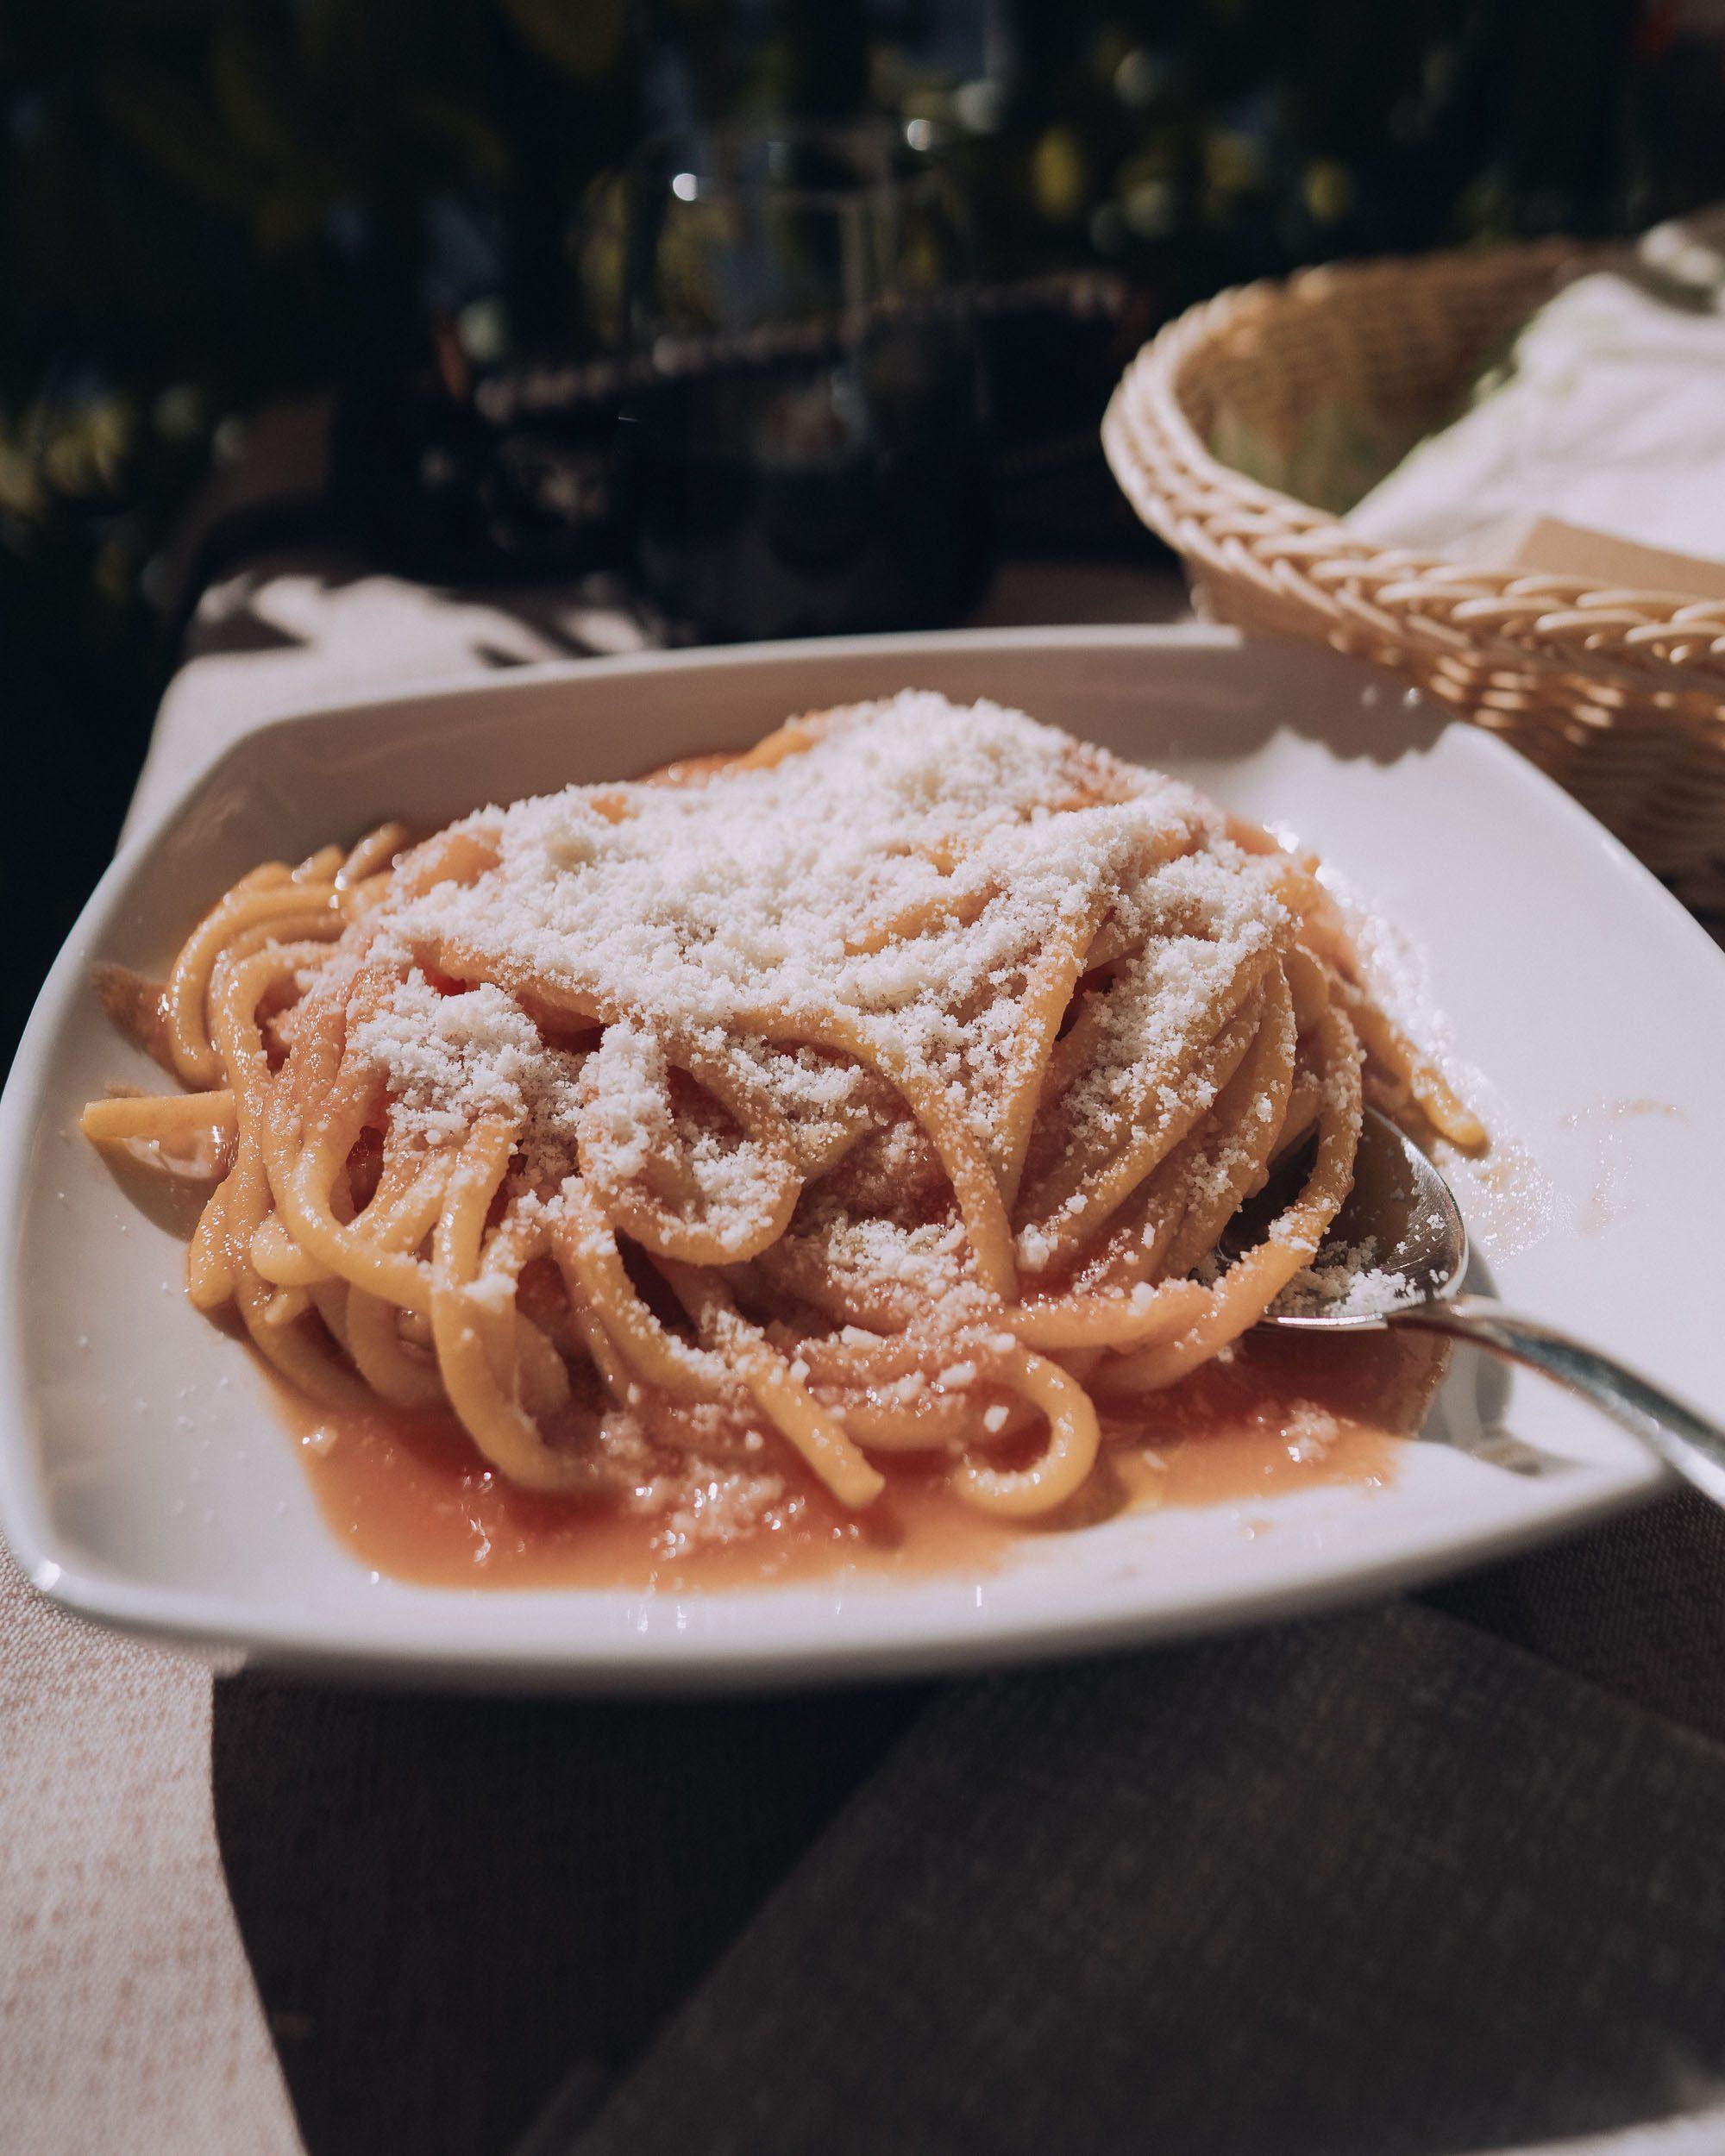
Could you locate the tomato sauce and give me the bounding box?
[273,1326,1446,1591]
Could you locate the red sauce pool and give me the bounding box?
[271,1328,1448,1591]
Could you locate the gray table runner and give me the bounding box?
[561,1565,1725,2156]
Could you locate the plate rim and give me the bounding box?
[4,622,1717,1688]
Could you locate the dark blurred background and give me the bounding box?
[5,0,1724,1056]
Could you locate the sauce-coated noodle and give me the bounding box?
[83,694,1482,1568]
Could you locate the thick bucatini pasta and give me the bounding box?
[82,694,1481,1532]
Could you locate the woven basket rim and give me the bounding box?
[1105,239,1725,687]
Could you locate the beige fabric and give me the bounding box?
[0,1550,299,2155]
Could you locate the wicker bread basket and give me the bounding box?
[1102,240,1725,872]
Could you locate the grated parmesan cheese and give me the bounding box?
[1273,1240,1421,1321]
[349,693,1284,1259]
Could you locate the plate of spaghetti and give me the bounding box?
[5,628,1723,1685]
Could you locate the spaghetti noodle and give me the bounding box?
[83,693,1482,1537]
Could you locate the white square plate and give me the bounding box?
[5,625,1723,1688]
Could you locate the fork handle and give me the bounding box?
[1393,1293,1725,1506]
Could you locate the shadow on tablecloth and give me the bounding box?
[209,1678,927,2156]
